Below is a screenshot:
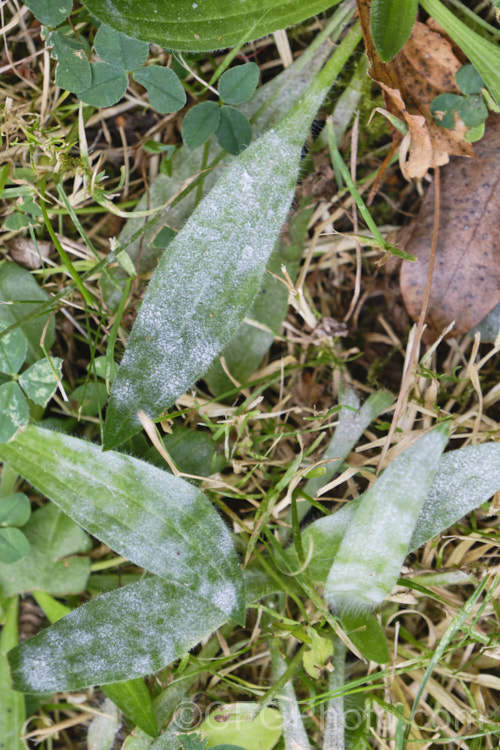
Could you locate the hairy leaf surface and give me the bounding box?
[103,26,362,449]
[0,426,244,624]
[81,0,341,51]
[296,441,500,584]
[8,576,234,692]
[324,424,450,610]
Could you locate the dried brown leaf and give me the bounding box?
[357,0,474,178]
[400,116,500,337]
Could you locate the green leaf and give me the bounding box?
[103,25,362,449]
[8,576,234,692]
[103,678,158,737]
[143,427,217,476]
[87,698,121,750]
[215,106,252,155]
[182,101,221,149]
[430,93,466,129]
[0,261,56,365]
[80,0,342,52]
[459,94,488,128]
[0,321,27,376]
[133,67,186,114]
[298,441,500,585]
[78,61,128,107]
[0,426,245,624]
[0,382,29,444]
[32,590,71,622]
[340,611,389,665]
[0,528,30,565]
[19,357,62,406]
[218,63,260,105]
[0,503,91,597]
[69,381,109,416]
[88,355,118,382]
[303,388,393,500]
[100,13,347,312]
[370,0,418,62]
[0,599,25,750]
[324,423,450,611]
[198,704,282,750]
[420,0,500,107]
[48,31,92,93]
[3,213,32,231]
[0,494,30,528]
[94,23,149,71]
[205,204,313,398]
[179,734,208,749]
[25,0,73,27]
[302,628,334,678]
[456,64,484,95]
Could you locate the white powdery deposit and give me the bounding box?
[324,426,449,611]
[10,577,231,693]
[104,48,339,447]
[1,426,244,621]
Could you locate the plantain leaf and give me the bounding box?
[0,426,245,624]
[370,0,418,62]
[103,25,362,449]
[296,441,500,586]
[100,16,344,313]
[8,576,234,692]
[81,0,342,52]
[323,423,450,611]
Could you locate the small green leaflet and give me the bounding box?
[78,62,128,108]
[181,101,221,150]
[94,23,149,71]
[0,383,29,443]
[48,31,91,93]
[215,106,252,155]
[421,0,500,107]
[133,67,186,114]
[81,0,342,52]
[370,0,418,62]
[0,323,26,376]
[25,0,73,27]
[103,25,362,449]
[0,262,56,364]
[218,63,260,105]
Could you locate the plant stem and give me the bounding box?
[323,637,347,750]
[269,638,311,750]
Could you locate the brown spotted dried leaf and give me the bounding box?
[357,0,474,178]
[400,116,500,337]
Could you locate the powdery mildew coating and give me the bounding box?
[105,128,300,447]
[9,577,231,692]
[104,45,341,448]
[410,442,500,550]
[0,426,244,622]
[324,425,449,611]
[298,440,500,585]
